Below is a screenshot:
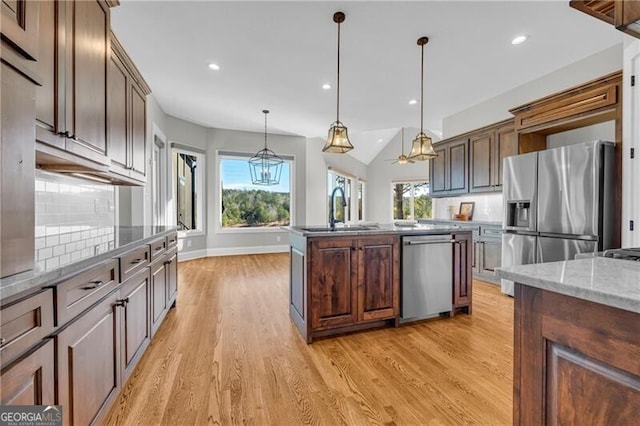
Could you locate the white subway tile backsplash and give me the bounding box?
[34,171,115,270]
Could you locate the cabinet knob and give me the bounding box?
[115,297,129,307]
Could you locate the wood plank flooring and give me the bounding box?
[103,253,513,425]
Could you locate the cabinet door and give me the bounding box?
[472,240,480,274]
[1,63,35,278]
[56,291,120,426]
[480,240,502,275]
[108,50,129,174]
[448,139,469,194]
[429,144,448,194]
[64,0,110,164]
[309,238,357,330]
[130,83,147,181]
[1,340,55,406]
[494,125,518,188]
[470,133,493,192]
[357,236,399,322]
[120,269,151,383]
[166,250,178,306]
[0,0,39,60]
[35,0,65,149]
[453,232,472,313]
[150,260,168,337]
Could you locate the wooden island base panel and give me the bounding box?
[287,225,473,343]
[498,256,640,425]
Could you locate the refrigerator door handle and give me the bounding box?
[538,232,598,241]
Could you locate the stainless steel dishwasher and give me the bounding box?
[401,234,453,322]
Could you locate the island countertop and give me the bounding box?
[496,257,640,314]
[284,223,470,237]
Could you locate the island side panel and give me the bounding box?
[452,231,473,314]
[289,233,309,342]
[514,283,640,425]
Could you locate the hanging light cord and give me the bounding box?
[263,110,268,149]
[420,42,424,133]
[336,19,341,123]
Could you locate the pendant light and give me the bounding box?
[322,11,354,154]
[249,110,283,186]
[396,128,414,165]
[408,36,438,161]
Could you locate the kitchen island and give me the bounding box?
[497,258,640,425]
[285,224,472,343]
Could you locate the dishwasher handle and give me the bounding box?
[404,239,457,246]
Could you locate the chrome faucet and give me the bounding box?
[329,186,347,229]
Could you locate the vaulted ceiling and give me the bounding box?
[112,1,622,164]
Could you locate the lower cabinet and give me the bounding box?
[453,232,473,313]
[120,268,151,383]
[307,235,400,340]
[55,291,121,426]
[0,339,55,406]
[150,248,178,337]
[480,239,501,276]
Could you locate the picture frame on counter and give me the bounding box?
[458,202,475,220]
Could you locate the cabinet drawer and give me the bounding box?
[119,245,150,282]
[55,259,119,326]
[481,226,503,240]
[1,339,55,406]
[0,289,54,368]
[167,232,177,249]
[149,237,167,262]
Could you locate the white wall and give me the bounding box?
[366,128,438,223]
[546,121,615,149]
[623,36,640,247]
[432,193,504,223]
[442,45,623,138]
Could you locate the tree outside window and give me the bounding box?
[392,182,432,220]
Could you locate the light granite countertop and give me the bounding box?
[496,257,640,314]
[418,219,503,227]
[285,223,471,237]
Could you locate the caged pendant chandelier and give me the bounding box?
[408,36,438,161]
[249,110,283,186]
[322,11,354,154]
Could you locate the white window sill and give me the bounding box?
[178,230,206,238]
[215,226,290,234]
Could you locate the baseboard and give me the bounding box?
[177,245,288,262]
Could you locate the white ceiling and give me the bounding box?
[111,1,622,164]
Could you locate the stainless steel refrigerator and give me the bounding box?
[501,140,616,296]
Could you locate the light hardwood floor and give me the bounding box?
[104,253,513,425]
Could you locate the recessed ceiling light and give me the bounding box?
[322,83,331,90]
[511,35,528,45]
[377,138,383,143]
[408,99,418,105]
[208,63,220,71]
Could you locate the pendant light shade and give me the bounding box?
[408,36,437,161]
[323,11,353,154]
[249,110,283,186]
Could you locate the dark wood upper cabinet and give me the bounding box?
[108,33,150,184]
[429,137,469,197]
[494,123,518,187]
[0,0,39,60]
[570,1,640,39]
[470,133,493,192]
[35,0,111,171]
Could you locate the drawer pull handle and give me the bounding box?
[0,337,6,346]
[81,280,103,290]
[130,258,143,265]
[115,297,129,307]
[155,246,164,251]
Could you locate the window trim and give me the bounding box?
[215,150,295,233]
[171,144,206,238]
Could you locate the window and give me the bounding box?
[327,170,351,223]
[358,180,365,221]
[219,152,293,229]
[172,146,204,234]
[392,181,432,220]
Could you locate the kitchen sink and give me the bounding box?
[300,225,379,233]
